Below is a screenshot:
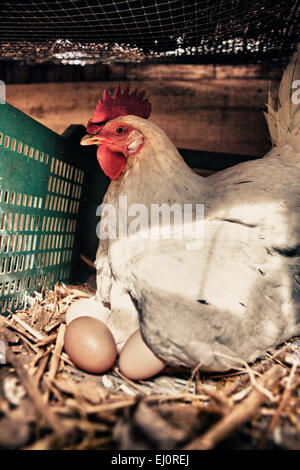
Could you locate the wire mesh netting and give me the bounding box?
[0,0,299,64]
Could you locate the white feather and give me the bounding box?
[266,44,300,146]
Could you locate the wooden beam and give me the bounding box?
[6,77,275,156]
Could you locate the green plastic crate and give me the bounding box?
[0,103,86,315]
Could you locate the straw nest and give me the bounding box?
[0,282,300,450]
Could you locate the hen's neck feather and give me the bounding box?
[103,116,208,209]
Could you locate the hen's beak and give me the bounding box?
[80,134,106,146]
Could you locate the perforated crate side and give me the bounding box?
[0,103,85,315]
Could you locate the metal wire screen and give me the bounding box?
[0,0,299,64]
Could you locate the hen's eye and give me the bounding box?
[115,125,127,135]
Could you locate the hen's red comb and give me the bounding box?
[87,85,152,134]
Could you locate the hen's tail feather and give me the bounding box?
[264,43,300,146]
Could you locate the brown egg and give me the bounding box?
[119,329,167,380]
[64,317,117,374]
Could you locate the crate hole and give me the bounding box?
[23,144,28,156]
[7,257,12,273]
[16,279,21,292]
[19,255,24,271]
[30,215,35,231]
[1,212,6,230]
[25,254,30,270]
[4,235,9,252]
[57,198,62,212]
[48,175,52,192]
[10,234,16,252]
[25,214,30,231]
[51,176,56,192]
[28,195,33,207]
[13,298,18,310]
[7,213,13,231]
[13,256,18,272]
[0,133,3,145]
[32,235,37,251]
[16,193,22,205]
[11,138,16,151]
[4,282,9,295]
[4,190,9,203]
[17,141,23,153]
[16,235,22,252]
[19,214,24,231]
[4,136,10,148]
[13,213,19,231]
[26,277,31,289]
[1,299,7,314]
[56,178,61,194]
[33,197,38,208]
[0,283,2,295]
[22,194,27,206]
[39,197,43,209]
[10,280,15,293]
[34,150,39,160]
[45,154,49,164]
[39,235,43,250]
[27,234,32,251]
[29,147,34,158]
[40,152,44,162]
[1,258,6,273]
[22,234,27,251]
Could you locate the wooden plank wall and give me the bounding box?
[4,63,283,157]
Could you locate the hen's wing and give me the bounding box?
[109,146,300,370]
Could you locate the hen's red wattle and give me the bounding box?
[97,145,127,180]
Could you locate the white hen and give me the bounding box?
[67,47,300,371]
